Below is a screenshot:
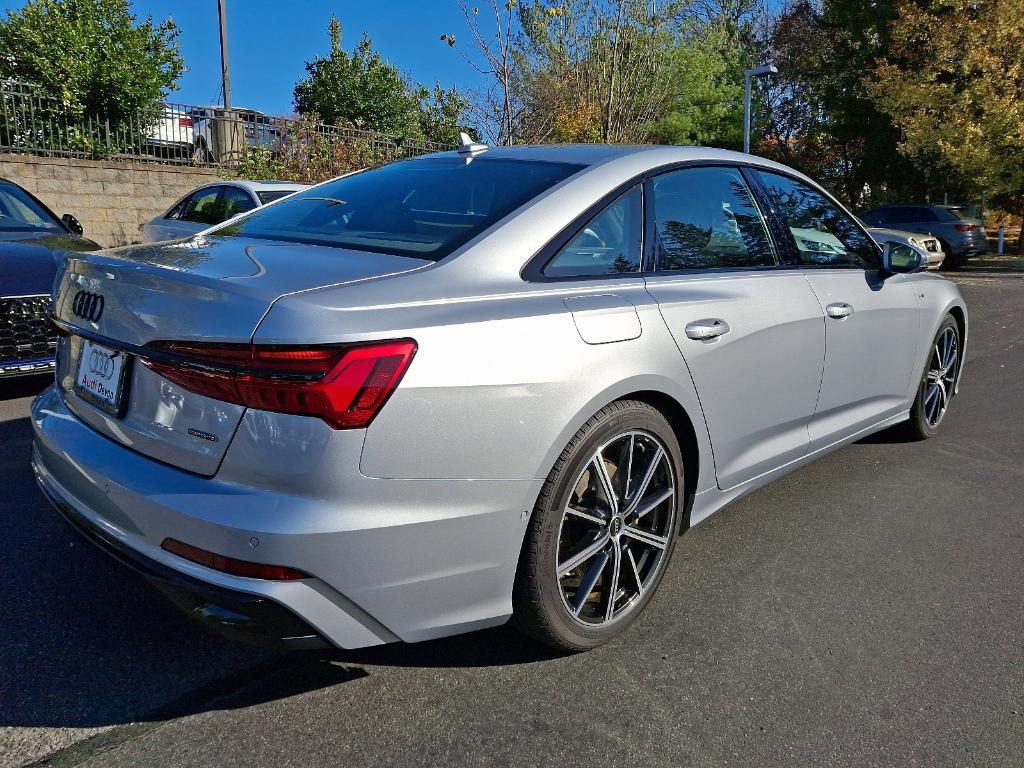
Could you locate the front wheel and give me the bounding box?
[938,242,965,270]
[512,400,683,651]
[904,316,961,439]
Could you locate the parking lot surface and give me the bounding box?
[2,266,1022,768]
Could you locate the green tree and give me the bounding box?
[650,5,763,150]
[867,0,1024,245]
[294,16,423,136]
[416,82,470,146]
[0,0,183,125]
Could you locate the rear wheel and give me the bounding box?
[512,400,682,651]
[904,316,960,439]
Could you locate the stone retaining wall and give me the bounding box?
[0,153,220,248]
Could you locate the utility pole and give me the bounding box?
[744,64,778,155]
[218,0,232,109]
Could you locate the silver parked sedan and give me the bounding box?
[32,144,967,652]
[140,180,309,243]
[865,224,945,270]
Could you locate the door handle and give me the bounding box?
[684,318,731,340]
[825,302,854,319]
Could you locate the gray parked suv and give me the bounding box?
[859,205,986,269]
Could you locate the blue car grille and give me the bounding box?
[0,294,56,374]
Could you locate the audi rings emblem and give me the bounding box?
[89,349,117,379]
[72,290,104,322]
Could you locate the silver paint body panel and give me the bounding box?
[33,145,968,648]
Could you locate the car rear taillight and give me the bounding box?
[954,223,977,232]
[161,538,309,580]
[141,339,416,429]
[178,116,193,127]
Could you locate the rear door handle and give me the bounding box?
[825,302,854,319]
[684,318,731,340]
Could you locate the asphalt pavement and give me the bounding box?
[1,265,1022,768]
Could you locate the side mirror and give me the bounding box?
[61,213,84,235]
[882,241,925,274]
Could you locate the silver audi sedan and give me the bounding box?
[32,144,967,652]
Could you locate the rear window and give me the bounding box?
[218,157,585,260]
[256,190,301,205]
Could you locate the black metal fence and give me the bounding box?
[0,80,448,167]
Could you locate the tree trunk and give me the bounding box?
[1018,215,1024,255]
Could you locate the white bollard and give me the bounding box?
[998,226,1005,255]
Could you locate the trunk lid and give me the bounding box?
[53,235,430,475]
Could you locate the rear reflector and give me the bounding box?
[141,339,416,429]
[161,538,310,580]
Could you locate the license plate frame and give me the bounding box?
[74,338,132,417]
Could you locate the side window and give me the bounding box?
[906,206,939,222]
[650,166,776,271]
[165,195,188,220]
[859,209,886,226]
[543,186,642,278]
[175,187,223,225]
[754,171,880,270]
[220,187,257,220]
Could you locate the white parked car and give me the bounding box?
[864,224,945,270]
[141,181,309,243]
[143,105,195,161]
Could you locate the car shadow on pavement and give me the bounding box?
[326,624,565,669]
[0,402,556,735]
[0,409,345,731]
[855,423,916,445]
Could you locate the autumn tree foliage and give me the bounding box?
[867,0,1024,238]
[444,0,765,147]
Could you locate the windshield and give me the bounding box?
[256,190,302,205]
[217,157,585,260]
[0,182,62,231]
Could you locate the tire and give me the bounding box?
[512,400,683,651]
[903,315,961,440]
[938,241,964,270]
[192,140,213,165]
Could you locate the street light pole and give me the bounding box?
[744,63,777,155]
[218,0,232,110]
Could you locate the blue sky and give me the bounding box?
[0,0,489,115]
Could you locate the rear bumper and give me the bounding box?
[36,474,328,649]
[948,241,988,258]
[31,385,536,649]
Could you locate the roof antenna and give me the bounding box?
[457,131,489,157]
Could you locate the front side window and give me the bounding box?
[543,186,642,278]
[218,157,584,260]
[650,166,776,271]
[754,171,880,269]
[173,187,223,225]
